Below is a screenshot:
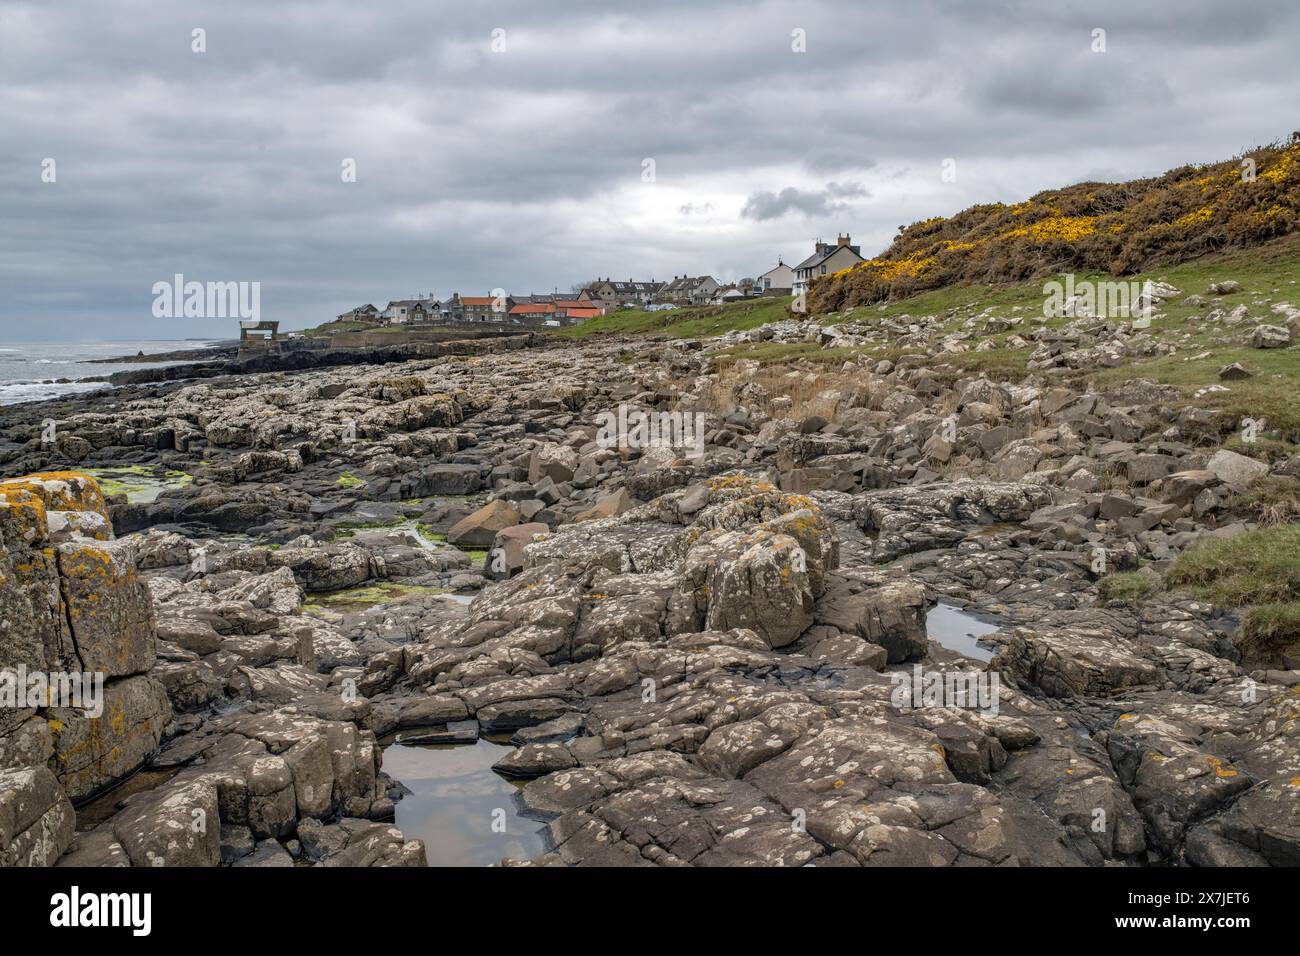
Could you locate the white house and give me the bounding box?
[382,294,441,323]
[660,275,720,305]
[756,260,795,296]
[792,235,864,295]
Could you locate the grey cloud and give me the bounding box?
[1,0,1299,339]
[741,182,869,221]
[804,151,878,176]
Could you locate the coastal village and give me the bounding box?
[322,234,865,332]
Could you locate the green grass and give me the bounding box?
[1062,238,1300,436]
[558,296,796,339]
[921,348,1033,380]
[551,242,1300,466]
[1237,602,1300,662]
[1165,524,1300,606]
[335,471,365,489]
[1091,344,1300,436]
[570,240,1300,449]
[298,319,375,335]
[844,278,1050,324]
[1164,523,1300,663]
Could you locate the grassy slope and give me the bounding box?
[551,228,1300,660]
[809,140,1300,312]
[556,235,1300,435]
[558,296,796,339]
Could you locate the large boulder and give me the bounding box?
[528,443,579,484]
[1250,324,1291,348]
[997,625,1158,698]
[55,537,156,677]
[418,462,482,495]
[491,522,550,578]
[448,499,521,547]
[358,393,462,437]
[270,543,371,592]
[1205,449,1270,489]
[672,527,816,648]
[814,573,928,663]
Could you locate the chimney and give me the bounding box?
[837,233,851,247]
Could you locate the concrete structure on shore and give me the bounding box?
[239,320,280,343]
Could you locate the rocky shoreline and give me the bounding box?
[2,321,1298,867]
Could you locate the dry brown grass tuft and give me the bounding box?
[698,357,873,421]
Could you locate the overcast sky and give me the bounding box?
[2,0,1298,341]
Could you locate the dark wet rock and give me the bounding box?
[313,819,427,867]
[814,572,927,663]
[494,742,579,778]
[420,463,483,495]
[232,839,295,867]
[392,720,479,745]
[220,824,256,863]
[512,712,585,745]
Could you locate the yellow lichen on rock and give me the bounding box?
[0,471,108,516]
[0,484,50,545]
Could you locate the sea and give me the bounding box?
[0,341,217,406]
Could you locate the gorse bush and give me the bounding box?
[809,138,1300,313]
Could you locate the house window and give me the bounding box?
[820,266,826,275]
